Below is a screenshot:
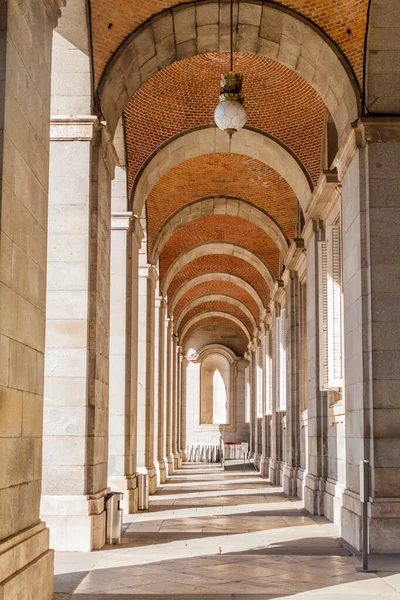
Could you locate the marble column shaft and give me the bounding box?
[283,274,301,496]
[137,253,158,494]
[42,118,116,551]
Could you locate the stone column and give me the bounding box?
[248,342,259,460]
[137,249,158,495]
[166,319,175,474]
[253,339,262,469]
[181,356,188,460]
[41,117,116,551]
[176,346,184,467]
[303,221,328,514]
[283,274,301,496]
[0,1,60,596]
[260,329,269,478]
[341,119,400,552]
[153,292,167,484]
[172,333,179,468]
[270,305,283,484]
[107,212,138,513]
[155,299,167,483]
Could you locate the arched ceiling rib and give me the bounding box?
[158,214,280,284]
[134,130,311,219]
[161,243,275,297]
[175,295,257,331]
[178,301,255,338]
[181,312,251,343]
[167,255,270,304]
[97,1,360,140]
[151,196,289,264]
[91,0,368,89]
[169,273,265,315]
[145,153,299,252]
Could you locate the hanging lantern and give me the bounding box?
[214,0,247,137]
[214,71,247,136]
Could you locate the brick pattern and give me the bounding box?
[159,214,280,285]
[167,255,269,304]
[182,315,249,344]
[178,301,254,336]
[90,0,367,86]
[174,281,261,322]
[124,53,325,188]
[147,153,298,250]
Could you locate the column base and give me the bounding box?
[269,459,282,485]
[108,475,139,514]
[0,523,53,600]
[295,467,306,500]
[177,451,183,468]
[173,452,179,470]
[253,453,261,471]
[167,453,174,475]
[147,465,158,494]
[155,459,167,484]
[40,490,107,551]
[304,473,325,516]
[282,464,298,497]
[259,455,269,478]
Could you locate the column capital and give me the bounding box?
[138,264,159,283]
[111,212,132,230]
[130,216,145,248]
[50,115,98,141]
[353,116,400,147]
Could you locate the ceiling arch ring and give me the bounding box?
[161,242,275,297]
[190,343,239,364]
[169,272,265,316]
[134,124,313,207]
[98,0,359,141]
[180,312,251,344]
[133,127,311,216]
[150,195,289,264]
[175,294,257,332]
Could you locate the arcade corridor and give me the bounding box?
[54,464,400,599]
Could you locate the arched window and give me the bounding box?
[200,353,230,425]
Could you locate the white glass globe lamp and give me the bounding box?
[214,71,247,136]
[214,99,247,136]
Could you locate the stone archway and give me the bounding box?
[99,1,359,139]
[161,242,275,296]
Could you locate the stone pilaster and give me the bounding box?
[303,220,328,515]
[172,333,179,468]
[270,305,283,485]
[107,212,139,513]
[42,117,116,551]
[282,274,301,497]
[154,296,167,483]
[260,329,270,478]
[137,249,158,496]
[176,345,184,467]
[341,118,400,552]
[166,319,175,475]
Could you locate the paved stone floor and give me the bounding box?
[54,464,400,599]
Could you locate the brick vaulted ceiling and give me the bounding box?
[88,0,369,347]
[124,53,326,188]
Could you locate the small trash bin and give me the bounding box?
[138,473,149,510]
[105,491,123,544]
